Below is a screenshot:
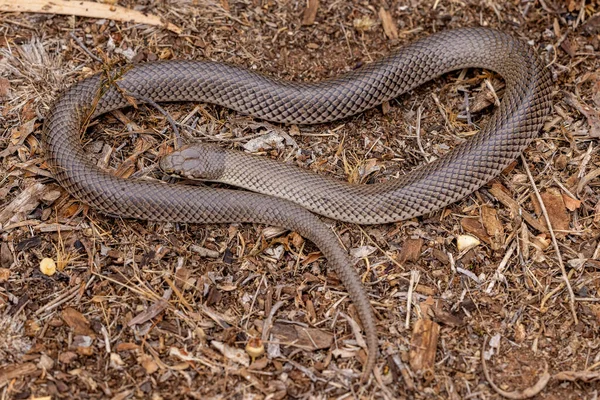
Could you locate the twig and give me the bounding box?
[486,241,517,294]
[34,284,81,316]
[521,155,578,324]
[127,92,182,148]
[242,273,266,330]
[431,92,456,134]
[415,105,430,162]
[261,300,284,342]
[405,270,419,329]
[69,32,103,63]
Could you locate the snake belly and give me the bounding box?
[43,27,552,380]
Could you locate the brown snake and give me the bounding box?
[43,28,552,380]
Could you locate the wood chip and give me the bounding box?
[0,0,182,34]
[489,183,547,233]
[560,37,578,57]
[0,77,9,101]
[378,7,398,40]
[301,0,319,26]
[0,242,13,268]
[460,218,491,245]
[431,306,464,327]
[398,238,423,263]
[0,183,53,226]
[409,318,440,374]
[0,363,37,388]
[270,322,333,350]
[481,206,504,250]
[211,340,250,366]
[562,193,581,211]
[62,307,94,336]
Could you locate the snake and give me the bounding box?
[43,27,552,381]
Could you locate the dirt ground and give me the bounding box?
[1,0,600,398]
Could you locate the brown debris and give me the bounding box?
[481,206,504,249]
[553,370,600,382]
[270,322,333,350]
[408,318,440,376]
[0,363,37,388]
[378,7,398,40]
[534,188,570,237]
[61,307,94,337]
[582,13,600,35]
[562,193,581,211]
[398,238,423,263]
[489,183,547,233]
[563,91,600,137]
[481,338,550,399]
[460,217,492,245]
[301,0,319,26]
[0,242,13,268]
[1,1,598,398]
[0,77,9,101]
[127,298,169,327]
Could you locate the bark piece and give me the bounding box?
[301,0,319,26]
[398,238,423,263]
[270,322,333,350]
[409,318,440,374]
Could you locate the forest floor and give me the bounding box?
[1,0,600,399]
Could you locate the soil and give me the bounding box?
[1,0,600,399]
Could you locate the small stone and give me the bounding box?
[37,354,55,370]
[456,235,480,252]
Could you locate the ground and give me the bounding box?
[1,0,600,399]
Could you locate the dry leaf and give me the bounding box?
[538,188,570,237]
[461,218,492,245]
[489,183,547,233]
[0,268,9,283]
[379,7,398,40]
[139,354,159,374]
[456,235,480,252]
[350,245,377,259]
[398,238,423,263]
[62,308,94,336]
[127,298,168,326]
[563,91,600,137]
[562,193,581,211]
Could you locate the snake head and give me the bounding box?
[160,144,226,180]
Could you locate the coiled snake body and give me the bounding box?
[43,28,552,380]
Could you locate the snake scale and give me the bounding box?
[43,28,552,380]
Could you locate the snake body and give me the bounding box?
[43,28,552,380]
